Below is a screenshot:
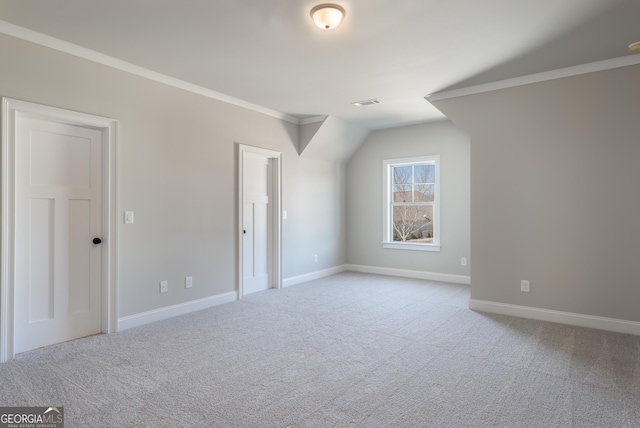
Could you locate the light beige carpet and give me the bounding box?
[1,272,639,427]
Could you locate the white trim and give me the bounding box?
[346,264,470,285]
[382,242,441,252]
[469,299,640,336]
[427,54,640,102]
[283,265,348,288]
[0,98,118,362]
[237,144,282,299]
[283,264,470,288]
[118,292,237,331]
[0,20,299,125]
[0,100,13,363]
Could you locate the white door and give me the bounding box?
[14,116,103,353]
[242,152,270,295]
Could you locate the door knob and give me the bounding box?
[93,238,102,244]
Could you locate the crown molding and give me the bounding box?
[0,20,300,125]
[427,54,640,102]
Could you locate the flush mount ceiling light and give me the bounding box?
[629,41,640,54]
[310,4,345,30]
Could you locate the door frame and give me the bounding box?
[1,98,118,362]
[237,144,282,298]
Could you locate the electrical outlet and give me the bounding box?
[461,257,468,266]
[314,254,318,263]
[521,280,530,292]
[160,280,168,293]
[185,276,193,289]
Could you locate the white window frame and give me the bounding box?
[382,155,441,252]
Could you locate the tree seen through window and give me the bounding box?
[391,163,435,242]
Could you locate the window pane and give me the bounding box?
[393,190,412,202]
[393,184,411,202]
[392,204,434,242]
[414,183,434,202]
[393,165,413,202]
[393,166,412,186]
[414,164,435,184]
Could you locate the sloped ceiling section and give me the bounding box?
[439,0,640,93]
[298,116,370,163]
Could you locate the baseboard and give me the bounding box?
[470,299,640,336]
[346,264,471,285]
[118,291,237,331]
[283,265,349,288]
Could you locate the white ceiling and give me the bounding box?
[0,0,639,130]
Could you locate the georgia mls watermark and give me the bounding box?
[0,407,63,428]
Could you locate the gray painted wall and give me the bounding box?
[346,121,471,276]
[283,158,346,278]
[433,64,640,322]
[0,33,346,317]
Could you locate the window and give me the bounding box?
[383,156,440,251]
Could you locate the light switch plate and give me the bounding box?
[124,211,134,224]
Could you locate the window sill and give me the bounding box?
[382,242,441,252]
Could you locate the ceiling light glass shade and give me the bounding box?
[310,4,345,30]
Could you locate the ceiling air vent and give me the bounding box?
[351,98,381,107]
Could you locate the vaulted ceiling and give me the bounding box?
[0,0,639,130]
